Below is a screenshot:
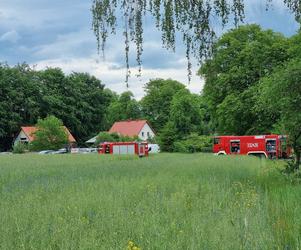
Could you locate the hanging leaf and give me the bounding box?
[92,0,301,84]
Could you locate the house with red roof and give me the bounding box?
[14,126,76,146]
[109,120,155,141]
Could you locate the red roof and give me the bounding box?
[109,120,152,137]
[21,126,76,142]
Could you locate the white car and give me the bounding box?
[38,150,55,154]
[51,148,68,154]
[0,152,13,155]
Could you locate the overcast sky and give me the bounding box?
[0,0,299,98]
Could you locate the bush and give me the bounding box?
[13,143,28,154]
[95,132,118,144]
[31,116,69,151]
[158,122,178,152]
[95,132,140,145]
[173,134,212,153]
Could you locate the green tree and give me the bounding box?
[0,64,113,150]
[106,91,142,126]
[0,63,40,151]
[199,24,289,135]
[214,86,274,135]
[288,30,301,59]
[30,116,68,151]
[169,89,202,137]
[259,59,301,170]
[158,122,178,152]
[39,70,112,143]
[157,89,204,152]
[141,79,185,131]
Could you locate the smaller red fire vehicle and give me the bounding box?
[213,135,291,159]
[98,142,149,157]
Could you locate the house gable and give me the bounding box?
[109,120,156,140]
[14,130,30,145]
[138,123,155,140]
[14,126,76,145]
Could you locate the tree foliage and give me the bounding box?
[0,64,40,150]
[38,69,112,142]
[95,131,140,145]
[92,0,300,83]
[169,89,202,137]
[259,59,301,169]
[157,87,204,152]
[199,24,290,135]
[30,116,68,151]
[173,134,212,153]
[141,79,185,131]
[106,91,142,126]
[0,64,112,150]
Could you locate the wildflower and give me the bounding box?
[128,241,134,247]
[127,240,141,250]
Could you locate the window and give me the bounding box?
[147,132,150,137]
[213,137,220,145]
[230,141,240,153]
[266,140,276,152]
[142,132,145,137]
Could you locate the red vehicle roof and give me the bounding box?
[21,126,76,142]
[109,120,151,137]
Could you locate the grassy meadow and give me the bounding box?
[0,153,301,249]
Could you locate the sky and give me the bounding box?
[0,0,299,99]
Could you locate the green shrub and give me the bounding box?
[12,143,28,154]
[95,132,140,145]
[30,116,68,151]
[173,134,212,153]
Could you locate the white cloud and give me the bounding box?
[32,28,95,58]
[1,0,298,101]
[32,57,204,99]
[0,30,20,43]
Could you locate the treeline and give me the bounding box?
[0,64,206,151]
[0,65,112,150]
[1,24,301,164]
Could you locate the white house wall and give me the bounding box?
[14,130,29,145]
[138,124,155,141]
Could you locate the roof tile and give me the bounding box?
[21,126,76,142]
[109,120,149,137]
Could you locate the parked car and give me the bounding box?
[148,144,160,153]
[87,148,98,153]
[51,148,68,154]
[71,148,98,154]
[0,152,13,155]
[38,150,55,155]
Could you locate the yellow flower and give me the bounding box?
[128,241,134,247]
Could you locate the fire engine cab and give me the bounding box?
[98,142,149,157]
[213,135,290,159]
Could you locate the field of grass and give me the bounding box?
[0,153,301,249]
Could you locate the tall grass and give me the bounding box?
[0,154,300,249]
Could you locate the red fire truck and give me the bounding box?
[213,135,291,159]
[98,142,149,157]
